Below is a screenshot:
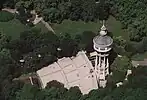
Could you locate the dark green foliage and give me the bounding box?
[75,31,96,52]
[127,66,147,89]
[16,31,58,72]
[81,0,96,22]
[113,44,126,56]
[83,66,147,100]
[59,33,79,57]
[16,7,32,24]
[113,36,127,56]
[107,0,147,42]
[0,1,147,100]
[6,29,96,73]
[11,66,147,100]
[97,0,110,20]
[0,33,24,100]
[137,37,147,53]
[0,11,14,22]
[15,82,82,100]
[65,86,82,100]
[16,84,40,100]
[108,70,126,83]
[125,37,147,56]
[18,30,58,54]
[109,56,132,83]
[3,0,110,23]
[46,80,64,88]
[70,0,83,21]
[58,2,71,20]
[125,42,137,57]
[0,80,24,100]
[43,8,61,23]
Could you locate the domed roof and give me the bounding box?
[93,22,113,47]
[100,30,107,36]
[93,35,113,47]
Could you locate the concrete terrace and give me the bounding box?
[37,51,98,94]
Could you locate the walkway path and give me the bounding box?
[2,8,56,34]
[13,73,38,81]
[2,8,18,14]
[40,19,56,34]
[132,59,147,67]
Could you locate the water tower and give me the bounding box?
[93,21,113,87]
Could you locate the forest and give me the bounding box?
[0,0,147,100]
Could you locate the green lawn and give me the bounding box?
[0,19,28,39]
[107,16,129,40]
[53,16,129,40]
[33,22,49,34]
[53,19,101,36]
[0,16,129,41]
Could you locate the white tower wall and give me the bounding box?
[93,23,113,88]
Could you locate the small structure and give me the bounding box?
[116,82,123,87]
[19,59,25,63]
[125,69,132,81]
[32,15,43,25]
[92,21,113,87]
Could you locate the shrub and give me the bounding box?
[46,80,64,88]
[0,11,14,22]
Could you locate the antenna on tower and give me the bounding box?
[101,20,106,31]
[102,20,105,25]
[100,20,107,36]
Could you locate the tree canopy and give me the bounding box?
[0,0,147,100]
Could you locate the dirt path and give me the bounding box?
[132,59,147,67]
[2,8,56,34]
[13,73,38,81]
[41,19,56,34]
[2,8,18,14]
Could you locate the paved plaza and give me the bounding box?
[37,51,98,94]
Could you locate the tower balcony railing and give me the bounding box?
[94,45,112,52]
[97,53,109,57]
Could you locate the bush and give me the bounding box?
[0,11,14,22]
[46,80,64,88]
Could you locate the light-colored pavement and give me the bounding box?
[132,59,147,67]
[37,51,98,94]
[2,8,18,14]
[32,15,43,24]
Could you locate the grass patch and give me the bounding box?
[33,22,49,33]
[131,52,147,61]
[107,16,129,40]
[0,19,29,39]
[53,19,101,36]
[53,16,129,40]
